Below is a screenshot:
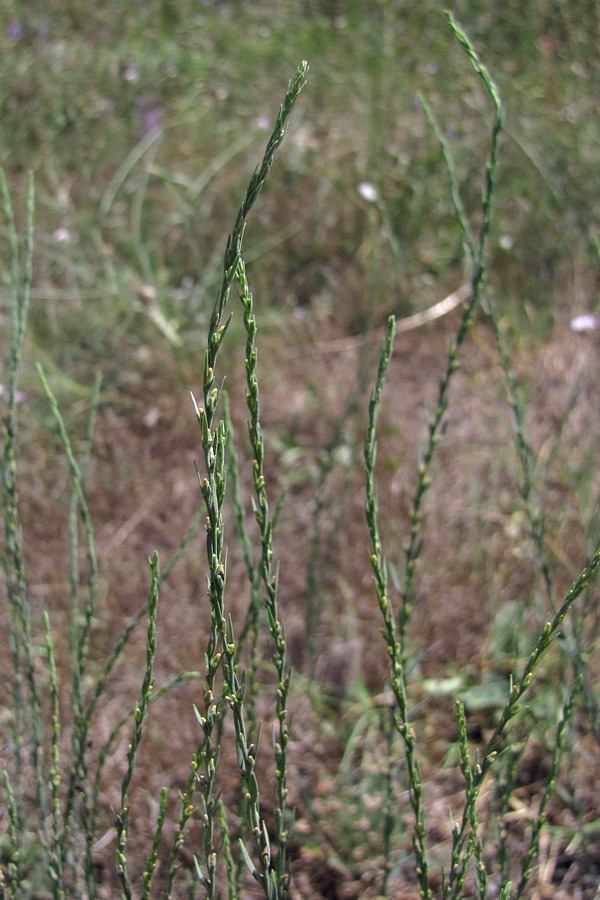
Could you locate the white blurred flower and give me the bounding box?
[123,63,138,82]
[53,226,71,243]
[570,313,598,332]
[143,407,161,428]
[357,182,378,203]
[254,115,270,131]
[499,234,513,250]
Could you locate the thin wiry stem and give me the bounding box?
[364,17,503,895]
[43,612,65,899]
[445,546,599,896]
[1,768,21,894]
[0,172,51,868]
[516,678,581,898]
[237,257,292,896]
[115,552,161,900]
[223,391,261,738]
[142,786,169,900]
[399,13,503,657]
[167,62,307,896]
[365,315,431,898]
[36,364,99,869]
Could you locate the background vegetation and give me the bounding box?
[1,1,599,897]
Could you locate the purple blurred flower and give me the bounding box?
[0,384,26,403]
[7,20,23,41]
[137,99,163,138]
[36,17,50,41]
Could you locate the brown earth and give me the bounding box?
[2,296,599,897]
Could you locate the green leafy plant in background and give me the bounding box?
[1,13,599,900]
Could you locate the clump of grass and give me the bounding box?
[362,13,599,897]
[1,15,599,900]
[0,171,202,897]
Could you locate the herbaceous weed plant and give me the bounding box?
[1,13,599,900]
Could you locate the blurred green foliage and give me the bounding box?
[1,1,598,391]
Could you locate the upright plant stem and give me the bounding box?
[364,17,504,895]
[237,257,291,895]
[167,62,308,897]
[445,546,600,896]
[400,13,503,658]
[36,364,99,871]
[0,172,51,867]
[223,392,261,736]
[115,552,161,900]
[43,612,65,899]
[516,677,581,898]
[365,315,431,898]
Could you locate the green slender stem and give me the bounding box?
[516,678,581,898]
[92,671,199,823]
[365,315,431,898]
[237,256,292,896]
[1,170,38,830]
[400,14,503,657]
[201,61,309,444]
[43,612,65,899]
[381,704,397,894]
[1,173,56,885]
[116,552,161,899]
[1,768,21,894]
[36,365,99,857]
[450,702,485,897]
[64,373,102,891]
[223,392,261,737]
[494,742,524,885]
[36,366,99,661]
[445,546,599,896]
[142,786,169,900]
[483,285,559,619]
[83,510,203,867]
[218,797,239,900]
[167,62,308,897]
[86,507,204,727]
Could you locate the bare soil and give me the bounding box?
[3,301,599,897]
